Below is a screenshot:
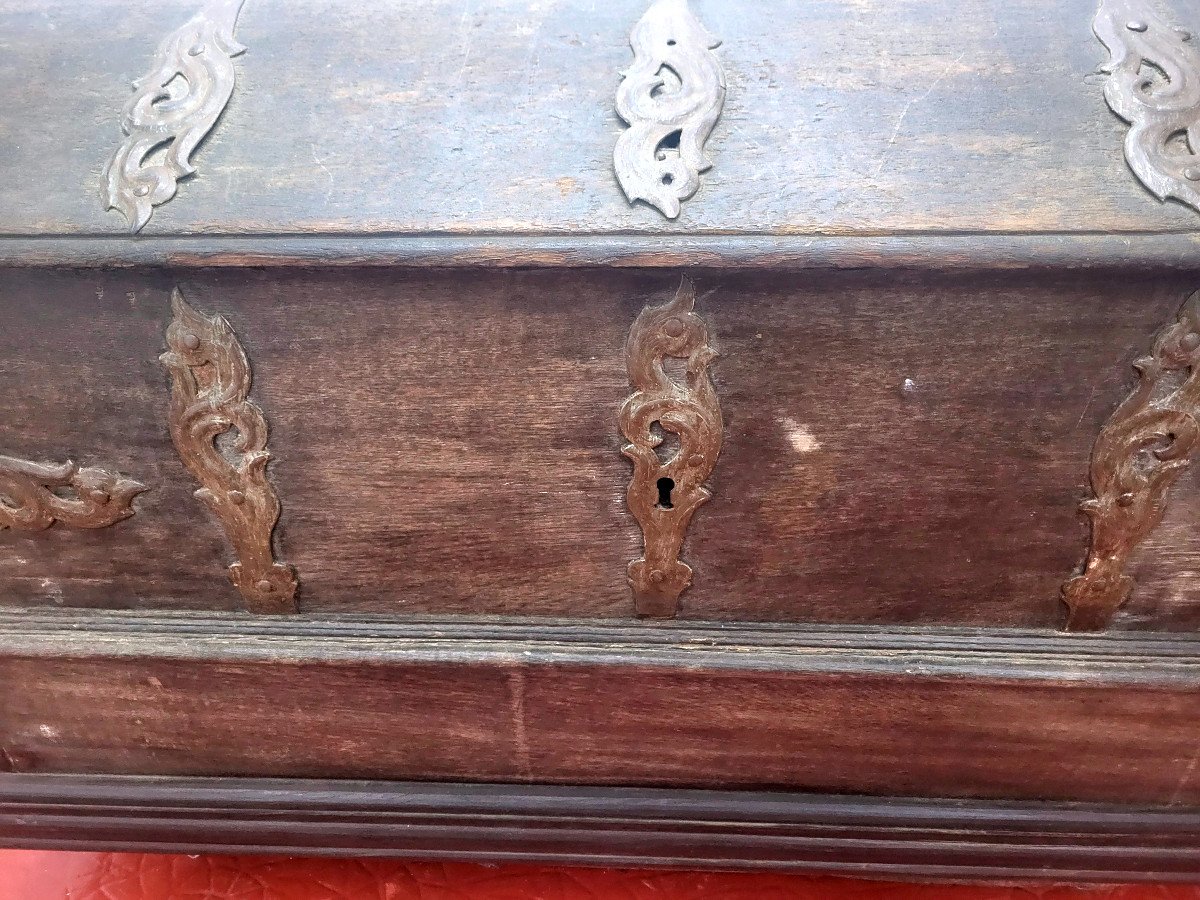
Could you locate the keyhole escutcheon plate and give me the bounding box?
[619,277,723,618]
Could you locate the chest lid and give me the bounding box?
[2,0,1199,268]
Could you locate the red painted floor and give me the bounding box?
[0,853,1197,899]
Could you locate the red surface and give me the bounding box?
[0,853,1197,899]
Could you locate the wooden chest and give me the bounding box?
[4,0,1200,880]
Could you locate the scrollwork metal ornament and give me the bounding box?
[0,456,145,531]
[1094,0,1200,215]
[619,278,722,618]
[614,0,726,218]
[161,289,297,614]
[102,0,247,232]
[1063,289,1200,631]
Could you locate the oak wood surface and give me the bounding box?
[3,611,1200,804]
[1122,461,1200,630]
[4,0,1200,864]
[3,266,1199,628]
[1,0,1199,238]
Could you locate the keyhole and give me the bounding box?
[656,477,675,509]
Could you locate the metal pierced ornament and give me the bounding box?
[620,278,722,617]
[102,0,247,232]
[614,0,726,218]
[1094,0,1200,215]
[1063,290,1200,631]
[0,456,144,531]
[161,289,298,614]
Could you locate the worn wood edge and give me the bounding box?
[1,774,1199,880]
[2,610,1199,685]
[3,233,1200,270]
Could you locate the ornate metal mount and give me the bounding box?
[161,289,297,614]
[0,456,144,531]
[619,278,722,617]
[1063,289,1200,631]
[1094,0,1200,216]
[614,0,726,219]
[102,0,247,232]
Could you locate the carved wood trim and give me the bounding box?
[619,278,722,617]
[0,456,144,531]
[161,289,297,614]
[1063,289,1200,631]
[1094,0,1200,216]
[614,0,726,219]
[102,0,247,233]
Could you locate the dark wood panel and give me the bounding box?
[1117,461,1200,631]
[247,268,638,618]
[4,613,1200,803]
[3,267,1198,627]
[0,269,238,610]
[0,0,1197,237]
[3,774,1200,881]
[682,269,1187,627]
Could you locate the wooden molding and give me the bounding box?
[4,611,1200,805]
[1,773,1199,881]
[2,233,1200,270]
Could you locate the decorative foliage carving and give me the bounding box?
[619,278,722,618]
[0,456,144,531]
[1094,0,1200,215]
[614,0,725,219]
[1063,289,1200,631]
[161,289,297,614]
[102,0,247,232]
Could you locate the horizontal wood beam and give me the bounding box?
[1,774,1199,881]
[4,611,1200,805]
[2,233,1200,270]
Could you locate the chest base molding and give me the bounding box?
[4,611,1200,807]
[1,774,1198,883]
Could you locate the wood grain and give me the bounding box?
[5,0,1200,866]
[4,612,1200,803]
[2,233,1200,270]
[1,0,1199,237]
[1116,458,1200,630]
[3,267,1198,627]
